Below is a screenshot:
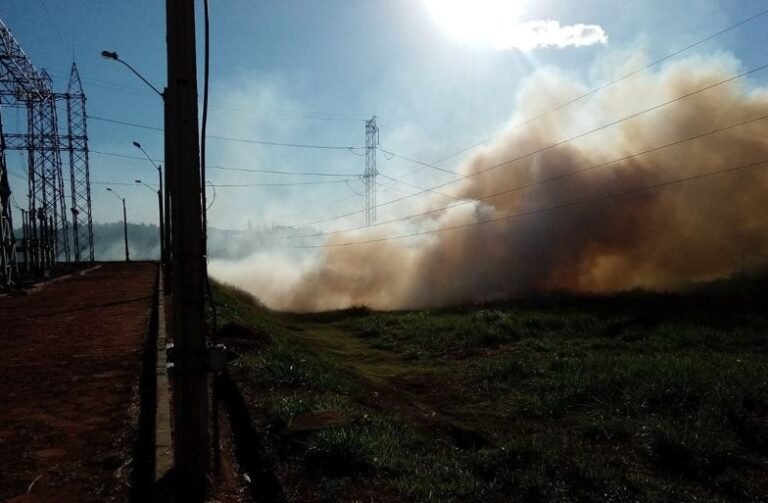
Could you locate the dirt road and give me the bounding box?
[0,263,156,503]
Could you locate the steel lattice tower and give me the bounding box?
[364,116,379,226]
[0,109,16,287]
[28,71,70,266]
[0,16,84,284]
[66,63,94,262]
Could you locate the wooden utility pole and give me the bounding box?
[163,89,173,293]
[165,0,208,500]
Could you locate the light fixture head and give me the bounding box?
[101,50,119,60]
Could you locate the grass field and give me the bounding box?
[212,280,768,502]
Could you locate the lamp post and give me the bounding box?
[100,50,165,98]
[133,142,165,267]
[106,188,129,262]
[101,50,171,279]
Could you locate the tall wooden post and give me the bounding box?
[166,0,209,500]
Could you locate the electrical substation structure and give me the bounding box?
[364,116,379,226]
[0,17,94,288]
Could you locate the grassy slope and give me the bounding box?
[213,282,768,503]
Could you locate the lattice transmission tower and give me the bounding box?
[364,116,379,226]
[66,63,94,263]
[0,110,16,287]
[0,16,94,287]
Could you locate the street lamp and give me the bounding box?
[106,188,130,262]
[100,50,164,98]
[133,141,165,267]
[101,48,171,290]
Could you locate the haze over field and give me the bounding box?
[211,54,768,311]
[9,1,767,311]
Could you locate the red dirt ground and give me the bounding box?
[0,263,156,503]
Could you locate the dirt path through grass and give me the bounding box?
[214,282,768,502]
[287,325,496,447]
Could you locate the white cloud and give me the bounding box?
[496,20,608,52]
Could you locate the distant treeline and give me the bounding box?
[93,222,161,261]
[13,222,317,262]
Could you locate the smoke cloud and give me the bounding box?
[210,53,768,311]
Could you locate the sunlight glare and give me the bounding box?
[423,0,528,49]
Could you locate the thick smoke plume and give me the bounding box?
[211,54,768,311]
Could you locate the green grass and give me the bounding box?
[239,341,351,392]
[212,280,768,502]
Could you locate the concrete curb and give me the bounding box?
[155,270,173,482]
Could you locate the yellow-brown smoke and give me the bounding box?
[211,54,768,311]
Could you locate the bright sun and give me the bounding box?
[423,0,528,49]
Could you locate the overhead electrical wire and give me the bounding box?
[377,146,462,177]
[377,172,460,202]
[267,191,364,223]
[208,165,356,177]
[333,6,768,207]
[289,111,768,239]
[88,115,364,150]
[344,179,365,197]
[92,178,350,188]
[76,76,366,122]
[84,7,768,232]
[91,181,148,187]
[77,5,768,237]
[212,179,351,187]
[90,149,358,177]
[292,158,768,249]
[421,5,768,170]
[286,61,768,229]
[9,194,22,210]
[206,133,364,150]
[89,116,163,131]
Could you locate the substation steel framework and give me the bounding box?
[0,17,94,288]
[65,63,94,263]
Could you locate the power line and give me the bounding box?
[91,150,161,162]
[89,149,358,177]
[292,158,768,249]
[89,115,163,131]
[423,5,768,169]
[377,146,461,177]
[289,112,768,239]
[377,172,460,201]
[258,180,370,224]
[76,80,366,121]
[357,6,768,198]
[287,62,768,229]
[88,115,364,150]
[207,100,366,122]
[344,179,365,197]
[58,69,348,119]
[92,178,351,188]
[9,194,22,210]
[212,179,351,187]
[91,181,144,187]
[265,191,364,222]
[208,166,357,177]
[207,134,363,150]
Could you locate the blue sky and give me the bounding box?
[3,0,768,228]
